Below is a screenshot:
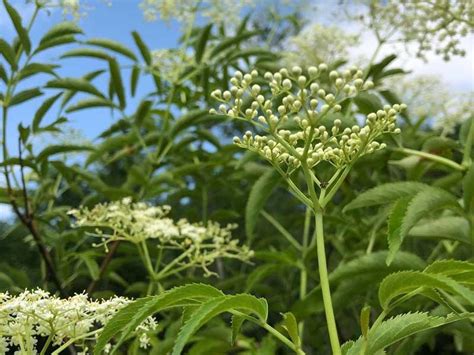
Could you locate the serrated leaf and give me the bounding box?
[172,294,268,355]
[9,88,42,106]
[65,97,116,113]
[3,0,31,54]
[343,182,429,212]
[95,284,224,354]
[61,48,111,60]
[108,58,126,109]
[46,78,104,98]
[33,93,62,132]
[281,312,300,348]
[387,197,412,265]
[195,24,213,63]
[86,38,137,61]
[399,187,461,240]
[131,31,151,65]
[408,216,470,244]
[344,312,473,355]
[245,169,280,241]
[378,271,474,310]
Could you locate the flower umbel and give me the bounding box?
[69,198,252,278]
[210,65,405,172]
[0,289,157,353]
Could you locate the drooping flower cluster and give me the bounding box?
[69,198,253,277]
[364,0,474,61]
[139,0,254,26]
[210,65,405,171]
[0,289,157,354]
[283,24,360,68]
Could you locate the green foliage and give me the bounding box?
[0,1,473,354]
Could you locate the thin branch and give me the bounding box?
[87,240,121,294]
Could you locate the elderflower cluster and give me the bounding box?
[139,0,254,26]
[384,75,474,135]
[151,49,193,82]
[364,0,474,61]
[69,198,253,276]
[283,24,360,68]
[210,65,405,170]
[0,289,157,354]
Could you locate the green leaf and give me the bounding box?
[3,0,31,54]
[172,294,268,355]
[399,187,461,241]
[353,93,383,115]
[360,305,371,339]
[33,93,62,132]
[344,312,473,355]
[9,88,42,106]
[86,38,137,61]
[463,164,474,213]
[39,22,82,45]
[61,48,111,60]
[231,314,245,345]
[65,97,116,113]
[281,312,300,348]
[424,260,474,289]
[130,65,140,97]
[386,197,412,265]
[408,216,470,244]
[36,35,76,53]
[18,63,58,80]
[0,39,17,68]
[210,31,259,57]
[170,109,217,137]
[378,271,474,310]
[0,64,8,83]
[79,253,100,280]
[37,144,94,162]
[134,100,152,126]
[46,78,104,98]
[108,58,126,109]
[195,24,213,63]
[343,182,429,212]
[131,31,151,65]
[95,283,224,354]
[245,169,281,241]
[367,54,397,79]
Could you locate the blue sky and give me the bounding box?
[1,0,184,150]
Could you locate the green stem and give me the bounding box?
[462,118,474,167]
[51,329,100,355]
[261,210,302,251]
[315,212,341,355]
[39,334,53,355]
[392,147,466,172]
[232,311,305,355]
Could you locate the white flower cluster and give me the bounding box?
[0,289,157,354]
[366,0,473,61]
[151,49,193,82]
[139,0,254,26]
[210,65,405,170]
[69,198,253,276]
[385,75,474,135]
[283,24,360,68]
